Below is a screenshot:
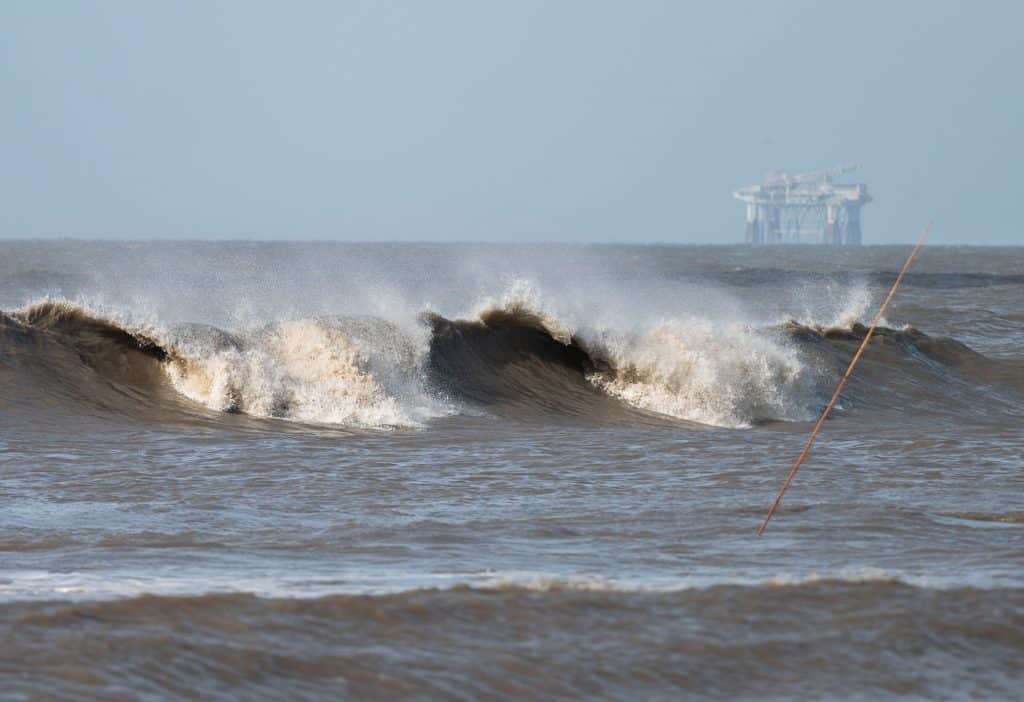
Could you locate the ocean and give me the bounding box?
[1,241,1022,700]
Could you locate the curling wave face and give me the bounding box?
[2,296,1017,431]
[1,302,444,430]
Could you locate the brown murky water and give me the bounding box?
[1,242,1022,700]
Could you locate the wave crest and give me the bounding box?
[164,317,440,428]
[4,295,1009,431]
[585,320,811,427]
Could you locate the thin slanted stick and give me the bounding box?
[757,225,931,536]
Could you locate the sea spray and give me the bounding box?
[165,317,443,429]
[583,319,810,428]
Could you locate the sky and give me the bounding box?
[1,1,1021,244]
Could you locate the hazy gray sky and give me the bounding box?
[2,1,1021,244]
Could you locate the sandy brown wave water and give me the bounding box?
[1,583,1021,701]
[3,298,1020,430]
[1,243,1023,701]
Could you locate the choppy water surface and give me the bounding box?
[1,242,1022,700]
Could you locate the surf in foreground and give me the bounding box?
[4,580,1022,701]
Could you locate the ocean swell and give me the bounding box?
[1,298,1009,430]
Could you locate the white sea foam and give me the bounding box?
[0,566,1010,603]
[469,278,577,344]
[584,319,811,428]
[788,282,907,331]
[164,317,444,429]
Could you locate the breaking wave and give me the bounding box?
[584,320,809,427]
[2,301,442,430]
[163,316,439,428]
[1,296,1015,431]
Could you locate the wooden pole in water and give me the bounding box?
[757,225,931,536]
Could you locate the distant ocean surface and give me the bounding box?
[2,241,1022,700]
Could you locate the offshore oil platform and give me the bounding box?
[734,165,871,245]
